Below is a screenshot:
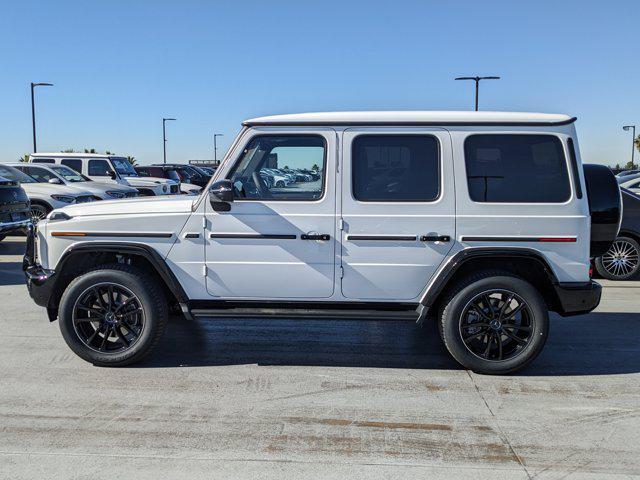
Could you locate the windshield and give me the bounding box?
[0,165,36,183]
[110,157,138,176]
[51,165,89,182]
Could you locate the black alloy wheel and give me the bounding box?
[459,290,533,362]
[72,282,145,353]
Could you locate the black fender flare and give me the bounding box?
[417,247,560,320]
[48,242,189,310]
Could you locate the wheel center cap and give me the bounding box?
[104,312,116,324]
[489,319,501,330]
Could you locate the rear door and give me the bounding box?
[340,128,455,300]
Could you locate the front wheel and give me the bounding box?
[438,273,549,375]
[30,204,50,223]
[58,264,168,366]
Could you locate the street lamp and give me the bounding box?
[213,133,223,162]
[623,125,636,170]
[30,82,53,152]
[454,76,500,111]
[162,117,176,164]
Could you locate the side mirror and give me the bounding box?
[48,178,62,184]
[108,170,117,179]
[209,179,234,211]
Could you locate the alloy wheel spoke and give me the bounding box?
[115,327,130,347]
[501,327,527,345]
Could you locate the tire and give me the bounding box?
[594,236,640,281]
[438,272,549,375]
[276,180,285,188]
[30,203,50,223]
[58,264,168,367]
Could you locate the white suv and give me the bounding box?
[23,111,621,374]
[29,153,181,196]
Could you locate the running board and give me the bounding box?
[190,307,419,321]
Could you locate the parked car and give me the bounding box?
[616,169,640,178]
[9,163,138,200]
[24,111,620,374]
[619,176,640,195]
[29,153,180,196]
[0,164,94,222]
[616,172,640,185]
[593,188,640,280]
[149,163,211,188]
[135,166,201,195]
[0,175,31,241]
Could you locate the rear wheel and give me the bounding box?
[595,236,640,280]
[438,272,549,375]
[58,264,168,366]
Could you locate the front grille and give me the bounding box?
[125,192,138,198]
[170,185,179,194]
[75,196,94,204]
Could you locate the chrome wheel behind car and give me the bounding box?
[72,283,145,353]
[30,204,49,223]
[459,290,533,362]
[595,236,640,280]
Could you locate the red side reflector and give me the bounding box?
[589,267,594,278]
[538,237,577,242]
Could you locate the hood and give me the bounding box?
[20,182,93,197]
[58,194,196,217]
[69,181,139,195]
[123,176,178,186]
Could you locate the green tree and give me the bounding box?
[61,148,76,153]
[18,154,30,163]
[635,135,640,154]
[84,148,97,154]
[126,155,137,166]
[311,163,319,172]
[105,150,115,155]
[624,160,635,170]
[282,165,289,170]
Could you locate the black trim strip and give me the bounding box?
[461,236,576,242]
[347,235,417,241]
[184,233,200,239]
[210,233,297,240]
[243,117,578,127]
[51,232,173,238]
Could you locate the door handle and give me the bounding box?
[301,234,330,241]
[420,235,451,242]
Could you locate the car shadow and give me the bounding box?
[0,262,25,286]
[139,312,640,376]
[0,240,26,256]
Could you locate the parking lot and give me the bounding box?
[1,236,639,479]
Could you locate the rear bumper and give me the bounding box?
[553,281,602,316]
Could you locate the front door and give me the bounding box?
[205,128,337,299]
[340,128,455,300]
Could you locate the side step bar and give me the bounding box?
[190,307,419,321]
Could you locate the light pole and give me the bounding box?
[162,117,176,164]
[623,125,636,170]
[454,76,500,111]
[30,82,53,152]
[213,133,223,162]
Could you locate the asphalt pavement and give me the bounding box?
[1,236,639,479]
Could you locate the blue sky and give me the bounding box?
[0,0,638,166]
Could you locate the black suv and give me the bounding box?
[0,176,31,241]
[150,163,211,188]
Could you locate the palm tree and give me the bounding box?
[18,154,30,163]
[126,155,137,166]
[84,148,97,154]
[635,135,640,155]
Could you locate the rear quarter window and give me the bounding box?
[464,134,571,203]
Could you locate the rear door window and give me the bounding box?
[61,159,83,172]
[351,135,440,202]
[464,134,571,203]
[31,158,55,164]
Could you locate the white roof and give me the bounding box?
[244,111,575,126]
[30,152,115,158]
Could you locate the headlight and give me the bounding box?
[106,190,126,199]
[189,189,201,195]
[51,195,75,204]
[48,211,73,222]
[162,185,168,193]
